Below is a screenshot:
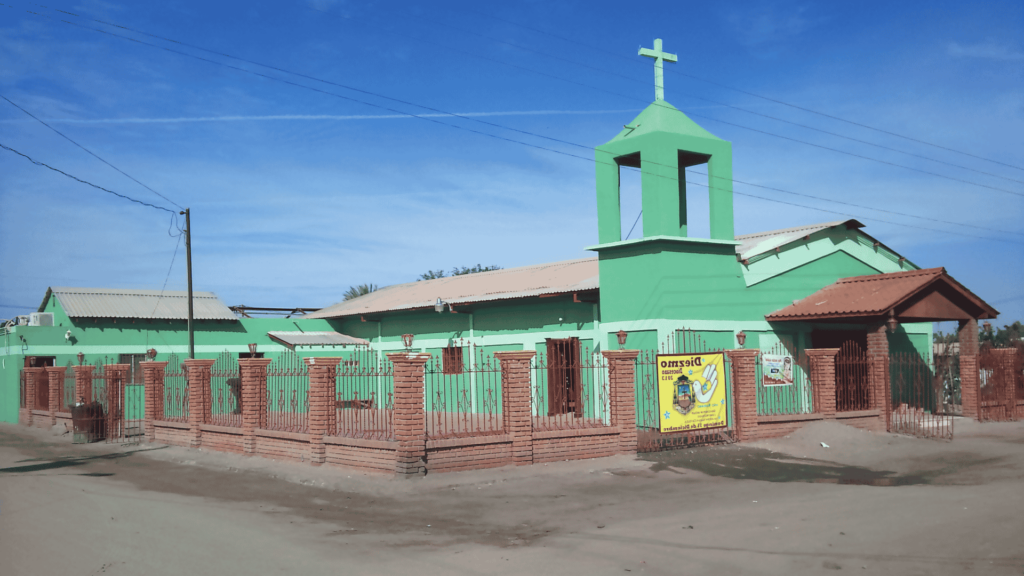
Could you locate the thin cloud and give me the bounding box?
[948,41,1024,61]
[0,109,641,125]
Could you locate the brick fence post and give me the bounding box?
[184,359,215,448]
[239,358,272,454]
[958,319,980,419]
[603,349,640,454]
[724,349,759,442]
[305,357,342,466]
[46,366,67,425]
[806,349,839,418]
[867,324,891,429]
[104,364,129,440]
[141,361,168,443]
[388,352,431,477]
[23,367,44,426]
[495,351,537,466]
[73,365,95,405]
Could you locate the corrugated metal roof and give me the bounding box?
[735,219,863,260]
[49,287,237,320]
[267,331,369,347]
[305,258,599,319]
[766,268,998,321]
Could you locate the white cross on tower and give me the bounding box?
[639,38,678,102]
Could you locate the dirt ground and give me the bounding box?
[1,419,1022,576]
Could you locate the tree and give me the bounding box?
[417,264,502,281]
[343,283,377,301]
[451,264,502,276]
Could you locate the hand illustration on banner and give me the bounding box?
[694,363,718,403]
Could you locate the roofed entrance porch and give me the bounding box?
[767,267,1001,437]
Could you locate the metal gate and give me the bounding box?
[835,341,871,412]
[978,344,1021,422]
[636,329,736,452]
[889,351,953,440]
[90,360,145,444]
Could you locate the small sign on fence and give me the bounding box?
[762,354,794,387]
[657,353,728,433]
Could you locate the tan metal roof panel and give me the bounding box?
[735,219,863,260]
[50,287,237,320]
[305,258,599,319]
[267,331,370,347]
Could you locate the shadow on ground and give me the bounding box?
[640,446,935,486]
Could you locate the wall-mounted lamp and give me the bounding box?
[434,297,449,314]
[886,310,899,333]
[146,348,157,360]
[77,352,85,365]
[65,330,72,342]
[736,331,747,347]
[401,333,415,349]
[616,330,628,349]
[982,321,992,333]
[248,343,258,355]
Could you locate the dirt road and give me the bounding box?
[1,419,1022,575]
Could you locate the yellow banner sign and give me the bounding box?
[657,353,728,433]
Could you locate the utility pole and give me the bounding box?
[180,208,195,359]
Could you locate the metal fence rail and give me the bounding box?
[977,343,1020,422]
[755,342,813,416]
[332,347,395,441]
[162,354,189,423]
[836,341,871,412]
[209,351,241,427]
[425,345,502,439]
[265,349,309,434]
[889,351,953,439]
[635,329,736,452]
[61,361,75,412]
[532,343,610,432]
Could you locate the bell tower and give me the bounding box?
[593,39,735,244]
[588,39,744,326]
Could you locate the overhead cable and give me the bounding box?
[22,4,1024,198]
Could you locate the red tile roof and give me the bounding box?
[766,267,998,322]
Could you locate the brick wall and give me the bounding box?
[866,324,891,430]
[959,319,980,419]
[724,349,759,441]
[425,435,512,473]
[141,361,168,443]
[73,365,94,407]
[23,367,43,427]
[728,347,886,441]
[389,352,430,477]
[184,359,215,448]
[46,366,66,426]
[30,351,643,477]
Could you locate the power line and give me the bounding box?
[689,169,1024,237]
[0,142,176,213]
[9,6,1020,244]
[457,6,1024,173]
[1,93,186,211]
[150,231,183,318]
[385,6,1024,186]
[20,5,1024,230]
[22,4,1024,199]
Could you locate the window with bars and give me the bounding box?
[442,346,464,375]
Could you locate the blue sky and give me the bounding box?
[1,0,1022,329]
